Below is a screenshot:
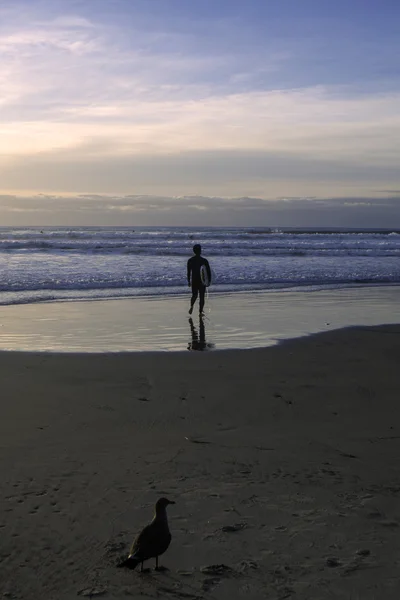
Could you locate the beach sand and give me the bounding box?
[1,324,400,599]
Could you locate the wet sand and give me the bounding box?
[1,324,400,599]
[0,285,400,351]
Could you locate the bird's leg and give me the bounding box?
[155,556,169,572]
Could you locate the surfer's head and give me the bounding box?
[193,244,202,256]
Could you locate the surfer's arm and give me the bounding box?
[187,260,191,285]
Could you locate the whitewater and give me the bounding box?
[1,226,400,306]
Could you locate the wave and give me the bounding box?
[1,227,400,306]
[1,269,400,299]
[1,240,400,257]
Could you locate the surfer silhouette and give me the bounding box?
[187,244,211,315]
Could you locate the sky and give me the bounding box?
[0,0,399,226]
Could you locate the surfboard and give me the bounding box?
[200,264,210,287]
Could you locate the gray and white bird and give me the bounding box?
[117,497,175,572]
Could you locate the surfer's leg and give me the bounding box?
[199,287,205,314]
[189,286,198,314]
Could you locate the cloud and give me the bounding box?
[1,86,400,185]
[0,1,399,209]
[1,145,399,204]
[1,193,400,228]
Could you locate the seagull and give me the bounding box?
[117,497,175,572]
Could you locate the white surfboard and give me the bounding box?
[200,264,210,287]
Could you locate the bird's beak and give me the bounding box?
[168,500,176,505]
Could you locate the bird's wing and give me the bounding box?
[130,523,160,558]
[130,522,171,560]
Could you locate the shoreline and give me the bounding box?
[1,324,400,599]
[0,285,399,352]
[2,280,400,308]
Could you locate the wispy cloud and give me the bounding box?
[1,86,400,162]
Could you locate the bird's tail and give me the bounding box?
[117,556,140,570]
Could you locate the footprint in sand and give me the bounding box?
[221,522,248,533]
[202,577,221,592]
[379,519,399,528]
[78,588,107,597]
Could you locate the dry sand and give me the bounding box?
[1,325,400,599]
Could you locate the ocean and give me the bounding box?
[1,226,400,306]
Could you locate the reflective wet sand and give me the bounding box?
[0,285,399,352]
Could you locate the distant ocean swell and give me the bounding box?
[1,227,400,306]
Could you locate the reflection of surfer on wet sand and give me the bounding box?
[188,316,215,351]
